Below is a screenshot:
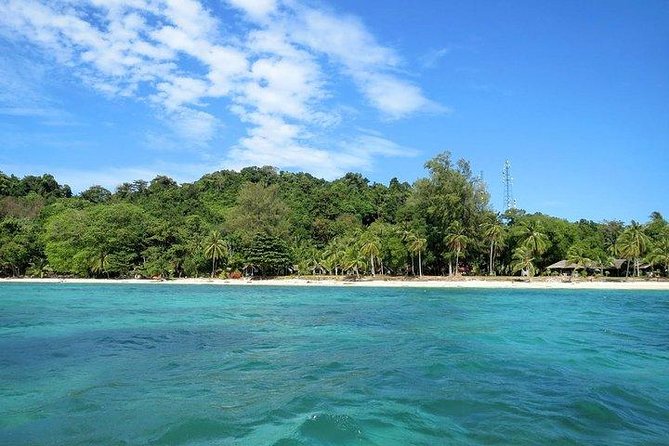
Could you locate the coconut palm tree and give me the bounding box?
[398,227,416,275]
[594,252,615,277]
[517,221,550,257]
[481,218,504,275]
[511,245,536,277]
[566,245,593,278]
[445,221,469,276]
[567,245,593,268]
[408,234,427,277]
[204,230,227,278]
[647,235,669,277]
[616,223,650,277]
[90,251,109,278]
[360,232,381,276]
[343,246,366,278]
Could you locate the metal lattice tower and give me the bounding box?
[502,160,516,211]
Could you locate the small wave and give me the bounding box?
[150,418,237,445]
[299,413,365,444]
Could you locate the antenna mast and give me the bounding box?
[502,160,516,211]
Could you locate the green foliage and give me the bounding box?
[1,156,667,278]
[80,185,112,203]
[225,182,290,243]
[44,203,147,277]
[511,245,536,277]
[246,234,293,276]
[204,231,228,278]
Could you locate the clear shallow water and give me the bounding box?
[1,284,668,445]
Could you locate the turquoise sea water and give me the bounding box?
[1,284,668,445]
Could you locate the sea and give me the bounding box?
[1,284,668,445]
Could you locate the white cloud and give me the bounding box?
[288,6,436,119]
[0,0,440,176]
[168,107,220,145]
[226,0,277,19]
[356,73,435,119]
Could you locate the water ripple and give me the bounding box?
[0,284,668,445]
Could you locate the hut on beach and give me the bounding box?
[546,260,586,275]
[546,259,653,276]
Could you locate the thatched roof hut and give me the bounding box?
[546,260,584,271]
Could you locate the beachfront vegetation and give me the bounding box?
[1,153,668,279]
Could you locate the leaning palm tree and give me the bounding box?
[408,234,427,277]
[445,221,469,276]
[567,245,593,269]
[204,230,227,278]
[481,218,504,275]
[566,245,593,278]
[343,246,367,278]
[517,221,550,257]
[594,252,615,277]
[511,245,536,277]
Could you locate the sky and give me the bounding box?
[0,0,667,223]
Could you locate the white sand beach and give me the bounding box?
[2,277,669,290]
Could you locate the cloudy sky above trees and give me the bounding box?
[0,0,667,221]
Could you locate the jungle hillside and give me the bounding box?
[1,152,667,279]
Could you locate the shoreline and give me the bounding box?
[2,276,669,290]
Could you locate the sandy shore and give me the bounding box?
[2,276,668,290]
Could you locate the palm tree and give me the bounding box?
[408,234,427,277]
[594,252,615,277]
[343,246,366,278]
[445,221,469,276]
[517,221,550,257]
[398,227,416,275]
[511,245,536,277]
[646,235,669,277]
[90,251,109,278]
[566,245,593,277]
[204,230,227,278]
[360,232,381,276]
[481,218,504,275]
[616,223,650,277]
[325,237,350,276]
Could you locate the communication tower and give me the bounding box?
[502,160,516,211]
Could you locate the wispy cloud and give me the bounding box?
[0,50,75,125]
[0,0,440,176]
[420,47,452,69]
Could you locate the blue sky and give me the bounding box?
[0,0,667,223]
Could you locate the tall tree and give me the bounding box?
[517,221,550,257]
[445,221,469,276]
[481,217,504,275]
[204,231,227,278]
[647,233,669,276]
[225,182,290,243]
[407,233,427,277]
[246,234,293,276]
[511,245,536,277]
[566,245,593,276]
[359,231,381,276]
[616,223,651,277]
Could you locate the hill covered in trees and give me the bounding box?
[1,153,667,279]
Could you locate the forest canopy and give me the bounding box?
[0,153,667,279]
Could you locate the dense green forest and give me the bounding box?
[1,152,667,279]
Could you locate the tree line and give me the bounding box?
[1,153,667,279]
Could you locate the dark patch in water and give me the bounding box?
[150,418,235,445]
